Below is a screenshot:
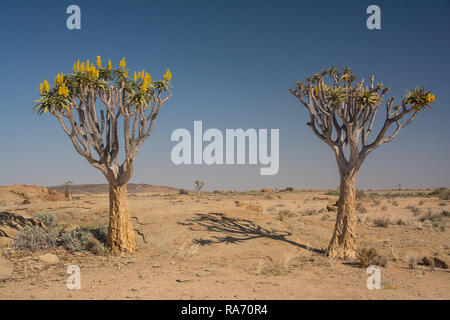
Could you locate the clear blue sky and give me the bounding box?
[0,0,449,190]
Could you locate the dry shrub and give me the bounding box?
[373,218,390,227]
[358,247,388,268]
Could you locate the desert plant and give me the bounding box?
[356,202,367,213]
[301,209,318,216]
[13,225,60,251]
[33,212,57,227]
[64,180,73,201]
[290,67,435,259]
[194,180,205,198]
[33,56,172,254]
[428,187,450,200]
[373,218,390,228]
[407,205,422,216]
[276,210,295,221]
[358,247,387,268]
[178,188,188,195]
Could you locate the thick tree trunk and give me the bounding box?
[326,173,358,260]
[106,183,136,254]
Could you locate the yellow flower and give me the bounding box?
[73,62,77,73]
[96,56,102,68]
[43,80,49,92]
[39,83,43,94]
[119,57,126,68]
[107,60,111,71]
[96,69,100,79]
[80,62,85,72]
[141,78,148,92]
[164,68,172,81]
[134,71,137,82]
[77,59,80,70]
[86,60,90,69]
[431,94,436,102]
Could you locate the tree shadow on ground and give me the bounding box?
[178,212,323,254]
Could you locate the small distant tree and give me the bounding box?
[289,67,435,259]
[194,180,205,198]
[64,180,73,201]
[34,56,172,254]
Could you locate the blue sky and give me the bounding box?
[0,0,449,190]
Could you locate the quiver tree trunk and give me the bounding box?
[106,183,136,254]
[326,173,357,259]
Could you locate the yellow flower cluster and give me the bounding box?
[163,68,172,81]
[58,83,69,98]
[119,57,126,69]
[426,93,436,103]
[96,56,102,68]
[141,72,151,92]
[107,59,112,71]
[54,73,64,86]
[72,58,100,80]
[40,79,50,94]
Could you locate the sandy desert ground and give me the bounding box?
[0,185,449,300]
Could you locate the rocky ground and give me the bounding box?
[0,185,449,299]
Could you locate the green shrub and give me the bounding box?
[33,212,57,227]
[428,188,450,200]
[13,225,60,251]
[13,225,107,254]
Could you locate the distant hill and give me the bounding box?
[48,183,179,194]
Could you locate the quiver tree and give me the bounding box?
[34,56,173,254]
[64,180,73,201]
[289,67,435,259]
[194,180,205,198]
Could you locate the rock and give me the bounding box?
[0,211,45,239]
[0,185,66,205]
[0,257,14,280]
[0,237,12,248]
[196,271,211,277]
[39,253,59,265]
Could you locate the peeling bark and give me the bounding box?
[106,184,136,254]
[326,174,357,260]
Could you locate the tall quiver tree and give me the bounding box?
[34,56,173,254]
[289,67,435,259]
[64,180,73,201]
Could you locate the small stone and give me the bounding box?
[196,271,211,277]
[39,253,59,265]
[0,257,14,280]
[0,237,12,248]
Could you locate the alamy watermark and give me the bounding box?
[171,121,279,175]
[366,265,381,290]
[66,265,81,290]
